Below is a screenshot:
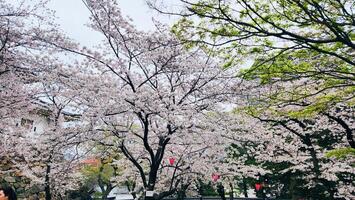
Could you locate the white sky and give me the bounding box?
[47,0,178,47]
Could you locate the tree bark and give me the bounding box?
[242,177,248,197]
[44,164,51,200]
[303,134,321,178]
[324,113,355,148]
[229,182,234,200]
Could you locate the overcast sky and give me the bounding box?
[47,0,177,47]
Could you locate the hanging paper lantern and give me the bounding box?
[212,173,220,182]
[255,183,262,191]
[169,157,175,165]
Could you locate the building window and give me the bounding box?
[21,118,33,129]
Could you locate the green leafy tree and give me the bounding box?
[81,156,122,200]
[155,0,354,66]
[78,143,125,200]
[151,0,354,121]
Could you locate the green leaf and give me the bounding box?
[325,148,355,159]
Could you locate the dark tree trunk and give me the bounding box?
[303,134,321,178]
[229,182,234,200]
[217,184,226,200]
[45,164,51,200]
[303,134,335,199]
[121,114,176,200]
[242,177,248,197]
[324,113,355,148]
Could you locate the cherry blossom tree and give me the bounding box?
[0,1,86,198]
[18,84,87,200]
[212,109,353,199]
[0,0,68,132]
[0,0,47,186]
[55,0,237,199]
[224,81,355,199]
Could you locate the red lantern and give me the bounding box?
[212,173,220,182]
[255,183,262,191]
[169,157,175,165]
